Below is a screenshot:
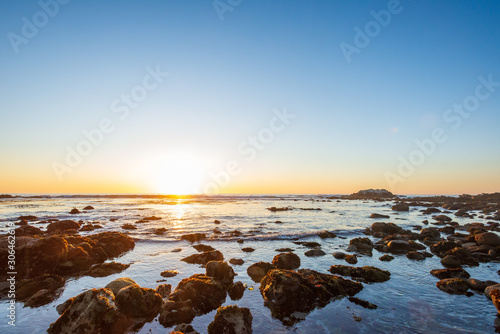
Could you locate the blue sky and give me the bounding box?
[1,0,499,194]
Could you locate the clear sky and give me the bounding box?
[1,0,499,195]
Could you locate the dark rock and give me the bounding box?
[345,254,358,264]
[260,269,362,325]
[17,274,65,307]
[174,323,199,334]
[272,252,300,270]
[214,220,221,224]
[161,270,179,278]
[434,215,452,222]
[444,247,479,266]
[181,250,224,265]
[206,261,235,287]
[441,255,461,268]
[439,226,455,234]
[348,237,373,256]
[180,233,207,243]
[491,290,500,314]
[193,244,215,252]
[156,284,172,298]
[121,223,136,230]
[69,208,80,214]
[370,213,390,219]
[105,277,137,296]
[406,251,425,260]
[349,189,394,200]
[47,220,80,233]
[392,203,409,212]
[430,240,460,257]
[159,300,196,328]
[115,284,163,318]
[485,284,500,299]
[171,248,182,253]
[83,206,94,210]
[247,262,276,282]
[229,258,244,265]
[89,232,135,258]
[466,278,487,291]
[318,230,337,238]
[276,248,294,252]
[387,240,410,254]
[87,262,130,277]
[430,268,470,279]
[329,265,391,283]
[207,305,252,334]
[333,251,347,259]
[348,296,378,309]
[420,227,441,240]
[436,278,469,294]
[305,249,326,257]
[241,247,255,252]
[475,232,500,247]
[371,222,405,235]
[15,225,44,236]
[379,255,394,261]
[301,241,321,248]
[228,281,245,301]
[18,215,38,221]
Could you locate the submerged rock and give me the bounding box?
[348,296,378,310]
[181,250,224,265]
[272,252,300,270]
[17,274,65,307]
[247,262,276,282]
[329,265,391,283]
[87,262,130,277]
[260,269,362,325]
[207,305,252,334]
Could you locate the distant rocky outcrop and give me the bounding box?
[349,189,394,200]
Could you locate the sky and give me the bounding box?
[0,0,499,195]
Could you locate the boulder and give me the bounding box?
[247,262,276,282]
[430,268,470,279]
[47,220,80,233]
[348,237,373,256]
[229,258,244,265]
[441,255,461,268]
[17,274,65,307]
[475,232,500,247]
[272,252,300,270]
[260,269,362,325]
[105,277,137,296]
[69,208,80,214]
[159,300,196,328]
[180,233,207,243]
[345,254,358,264]
[485,284,500,299]
[181,250,224,265]
[392,203,409,211]
[436,278,469,294]
[156,284,172,298]
[406,251,425,260]
[192,244,215,252]
[491,290,500,313]
[430,240,459,257]
[433,215,452,222]
[333,251,347,259]
[304,249,326,257]
[379,255,394,262]
[205,261,235,286]
[15,225,44,236]
[83,206,94,210]
[228,281,245,301]
[370,213,390,219]
[371,222,405,235]
[318,231,337,239]
[207,305,252,334]
[466,278,487,291]
[89,232,135,258]
[329,265,390,283]
[161,270,179,278]
[115,284,163,318]
[387,240,410,254]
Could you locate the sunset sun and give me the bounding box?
[150,155,205,195]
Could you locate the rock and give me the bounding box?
[434,215,452,222]
[329,265,391,283]
[206,261,235,286]
[214,220,221,224]
[370,213,390,219]
[121,223,136,230]
[69,208,80,214]
[305,249,326,257]
[87,262,130,277]
[115,284,163,318]
[89,232,135,258]
[420,227,441,240]
[174,324,199,334]
[491,290,500,313]
[83,206,94,210]
[348,237,373,256]
[229,258,244,265]
[105,277,137,296]
[349,189,394,199]
[333,251,347,259]
[180,233,207,243]
[159,300,196,328]
[156,284,172,298]
[430,240,459,257]
[379,255,394,262]
[392,203,409,211]
[260,269,362,325]
[345,254,358,264]
[47,220,80,233]
[318,230,337,238]
[387,240,410,254]
[475,232,500,247]
[17,274,65,307]
[443,247,479,266]
[161,270,179,278]
[348,296,378,310]
[430,268,470,279]
[193,244,215,252]
[441,255,461,268]
[228,281,245,301]
[272,252,300,270]
[406,251,425,260]
[241,247,255,252]
[18,215,38,221]
[79,224,95,232]
[247,262,276,282]
[48,288,121,334]
[439,226,455,234]
[436,278,469,294]
[276,248,294,252]
[15,225,44,236]
[371,222,405,235]
[485,284,500,299]
[171,248,182,253]
[301,241,321,248]
[207,305,252,334]
[466,278,487,291]
[181,250,224,265]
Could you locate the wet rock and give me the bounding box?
[171,248,182,253]
[207,305,252,334]
[370,213,390,219]
[47,220,80,233]
[423,207,442,214]
[79,224,95,232]
[348,237,373,256]
[349,189,394,199]
[154,228,167,235]
[345,254,358,264]
[121,223,136,230]
[439,226,455,234]
[156,283,172,298]
[348,296,378,310]
[105,277,137,296]
[115,284,163,318]
[83,206,94,210]
[420,227,441,241]
[430,240,460,257]
[89,232,135,258]
[318,230,337,238]
[214,220,221,224]
[434,215,452,222]
[486,284,500,298]
[174,323,199,334]
[267,207,292,212]
[229,258,244,265]
[430,268,470,279]
[181,250,224,265]
[180,233,207,243]
[241,247,255,252]
[379,255,394,262]
[444,247,479,266]
[333,251,347,259]
[387,240,410,254]
[159,300,196,328]
[329,265,390,283]
[161,270,179,278]
[276,248,294,252]
[406,251,425,260]
[301,241,321,248]
[17,274,65,307]
[48,288,121,334]
[15,225,44,236]
[441,255,461,268]
[305,249,326,257]
[371,222,406,235]
[272,252,300,270]
[247,262,277,282]
[392,203,409,211]
[18,215,38,221]
[475,232,500,247]
[206,261,235,287]
[260,269,362,325]
[228,281,245,301]
[466,278,487,291]
[69,208,81,214]
[193,244,215,252]
[436,278,469,294]
[87,262,130,277]
[491,290,500,313]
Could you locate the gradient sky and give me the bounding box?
[1,0,499,195]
